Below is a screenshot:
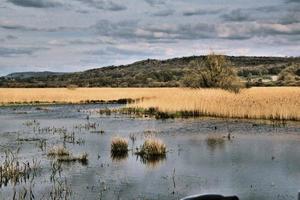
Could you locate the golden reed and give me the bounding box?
[0,87,299,120]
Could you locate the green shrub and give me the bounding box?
[182,53,243,92]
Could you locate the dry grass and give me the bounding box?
[0,87,299,120]
[0,88,159,104]
[57,153,88,163]
[137,138,166,157]
[111,137,128,153]
[47,146,70,157]
[130,87,300,121]
[48,146,88,164]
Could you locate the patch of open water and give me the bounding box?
[0,104,299,200]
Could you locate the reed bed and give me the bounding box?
[130,87,300,121]
[0,88,160,104]
[0,87,299,120]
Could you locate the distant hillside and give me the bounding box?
[1,55,299,87]
[5,71,66,79]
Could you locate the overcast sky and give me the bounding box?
[0,0,299,75]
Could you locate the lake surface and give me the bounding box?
[0,104,300,200]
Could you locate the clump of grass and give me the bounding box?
[48,146,88,164]
[136,138,166,159]
[57,153,88,164]
[47,146,70,157]
[111,137,128,153]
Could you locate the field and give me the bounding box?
[0,87,299,120]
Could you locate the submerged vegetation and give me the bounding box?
[48,146,88,164]
[0,149,40,187]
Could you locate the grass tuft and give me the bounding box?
[111,137,128,153]
[136,138,166,158]
[47,146,70,157]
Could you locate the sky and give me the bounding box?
[0,0,299,75]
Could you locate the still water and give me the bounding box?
[0,104,299,200]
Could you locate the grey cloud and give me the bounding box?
[7,0,62,8]
[183,8,223,16]
[93,19,215,41]
[221,9,252,22]
[0,47,48,57]
[279,13,300,24]
[144,0,165,6]
[286,0,300,3]
[141,23,216,40]
[152,9,174,16]
[6,35,18,40]
[69,38,115,45]
[0,21,84,33]
[85,46,160,57]
[254,6,281,13]
[216,22,300,40]
[76,0,126,11]
[92,19,138,38]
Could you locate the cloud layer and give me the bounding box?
[0,0,299,75]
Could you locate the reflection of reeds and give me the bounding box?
[0,149,40,187]
[111,151,128,162]
[49,178,72,200]
[206,135,225,150]
[137,154,166,168]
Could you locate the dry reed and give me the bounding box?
[47,146,70,157]
[130,87,300,121]
[0,87,299,120]
[111,137,128,153]
[137,138,166,157]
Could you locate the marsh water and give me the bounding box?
[0,104,300,200]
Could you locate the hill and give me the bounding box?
[0,55,299,87]
[5,71,66,79]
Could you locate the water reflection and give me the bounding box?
[206,135,225,151]
[111,151,129,162]
[137,154,166,168]
[1,104,300,200]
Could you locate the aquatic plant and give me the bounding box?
[48,146,88,164]
[111,137,128,154]
[57,153,88,164]
[47,146,70,157]
[136,138,166,158]
[0,149,40,187]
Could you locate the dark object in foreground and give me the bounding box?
[181,194,239,200]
